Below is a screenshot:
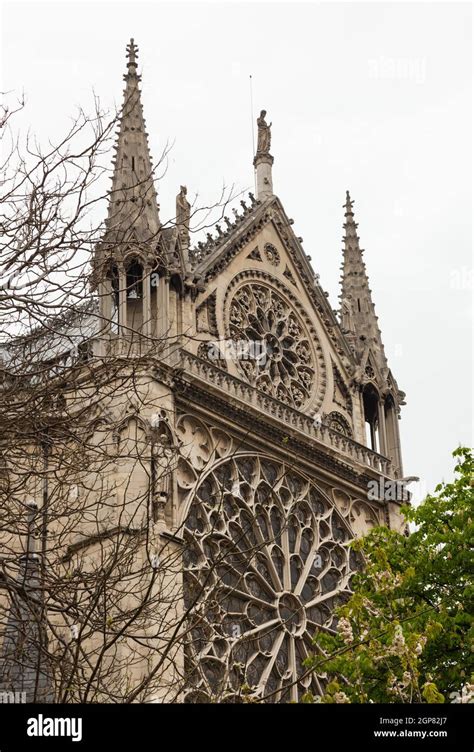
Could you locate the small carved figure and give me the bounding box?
[176,185,190,248]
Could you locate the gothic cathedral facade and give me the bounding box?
[87,40,408,701]
[37,40,406,702]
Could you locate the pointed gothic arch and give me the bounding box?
[125,257,144,300]
[362,383,380,452]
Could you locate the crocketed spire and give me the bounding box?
[339,191,388,374]
[104,38,160,246]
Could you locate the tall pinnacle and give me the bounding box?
[253,109,274,200]
[339,191,388,374]
[104,39,160,246]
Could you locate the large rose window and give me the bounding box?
[226,282,316,409]
[183,455,361,703]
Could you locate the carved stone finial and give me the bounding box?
[345,190,354,215]
[126,38,139,72]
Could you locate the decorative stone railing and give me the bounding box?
[180,351,393,477]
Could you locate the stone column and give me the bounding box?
[377,399,387,457]
[95,277,112,356]
[118,263,127,337]
[97,276,113,356]
[253,153,274,201]
[369,421,377,453]
[98,278,112,328]
[143,265,152,340]
[157,272,170,355]
[386,404,403,478]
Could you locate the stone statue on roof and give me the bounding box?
[256,110,272,155]
[176,185,191,249]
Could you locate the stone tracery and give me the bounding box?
[182,454,360,702]
[325,411,353,437]
[226,280,320,410]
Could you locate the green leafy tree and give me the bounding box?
[304,447,474,703]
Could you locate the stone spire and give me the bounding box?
[339,191,388,374]
[253,109,274,200]
[104,39,160,246]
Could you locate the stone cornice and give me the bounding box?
[174,380,386,497]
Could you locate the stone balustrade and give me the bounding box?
[180,350,393,477]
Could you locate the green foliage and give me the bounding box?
[305,447,474,703]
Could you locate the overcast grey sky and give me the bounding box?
[1,1,472,501]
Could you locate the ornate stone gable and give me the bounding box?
[189,207,363,427]
[192,196,356,371]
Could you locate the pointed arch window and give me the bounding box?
[363,384,380,452]
[126,259,143,300]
